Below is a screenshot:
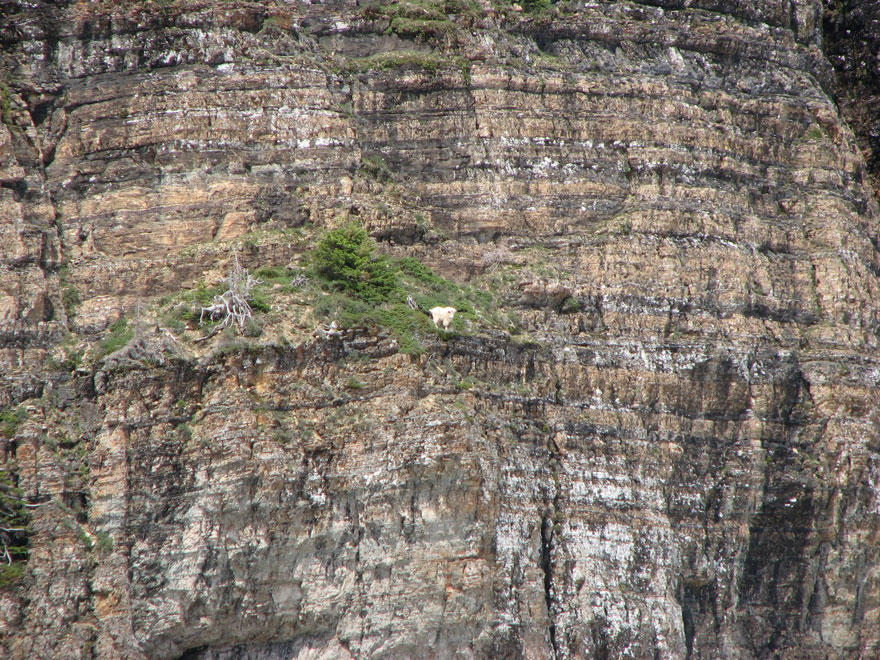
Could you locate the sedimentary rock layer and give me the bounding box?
[0,1,878,658]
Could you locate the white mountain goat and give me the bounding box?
[429,306,457,330]
[408,295,457,330]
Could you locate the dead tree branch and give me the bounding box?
[198,253,261,337]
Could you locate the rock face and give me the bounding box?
[824,0,880,198]
[1,1,879,658]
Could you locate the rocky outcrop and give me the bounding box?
[823,0,880,197]
[1,1,879,658]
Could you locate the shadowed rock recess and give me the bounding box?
[1,0,879,658]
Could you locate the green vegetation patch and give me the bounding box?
[158,256,299,339]
[312,223,397,303]
[94,531,114,556]
[360,153,394,182]
[159,281,225,327]
[96,318,134,359]
[62,285,81,318]
[252,265,288,282]
[804,124,825,141]
[518,0,552,13]
[389,16,457,39]
[362,0,483,36]
[0,468,29,588]
[45,333,84,372]
[150,223,511,355]
[0,83,12,127]
[345,50,456,74]
[58,265,82,320]
[0,407,27,439]
[309,222,508,354]
[0,562,24,588]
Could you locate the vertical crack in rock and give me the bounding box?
[681,586,695,660]
[540,454,563,660]
[539,511,558,660]
[351,493,367,658]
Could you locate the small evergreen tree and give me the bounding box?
[312,223,397,303]
[313,222,372,292]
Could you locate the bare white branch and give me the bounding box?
[198,253,262,335]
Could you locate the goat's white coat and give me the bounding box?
[428,306,457,330]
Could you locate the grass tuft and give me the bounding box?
[0,408,27,439]
[96,318,133,359]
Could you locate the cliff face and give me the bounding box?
[823,0,880,200]
[1,1,879,658]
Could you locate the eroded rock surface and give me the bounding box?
[1,1,879,658]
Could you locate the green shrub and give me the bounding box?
[0,563,23,588]
[314,291,370,320]
[0,408,27,439]
[174,422,193,444]
[365,0,483,26]
[243,318,264,337]
[253,265,289,282]
[313,223,371,289]
[0,84,12,127]
[249,290,271,313]
[94,531,114,556]
[805,125,824,141]
[389,16,446,34]
[347,51,453,74]
[397,256,448,289]
[360,153,394,182]
[524,0,551,12]
[560,296,581,313]
[312,223,399,303]
[370,302,432,353]
[62,285,81,318]
[97,318,133,358]
[361,258,399,303]
[193,283,222,306]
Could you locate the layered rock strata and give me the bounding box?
[1,1,879,658]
